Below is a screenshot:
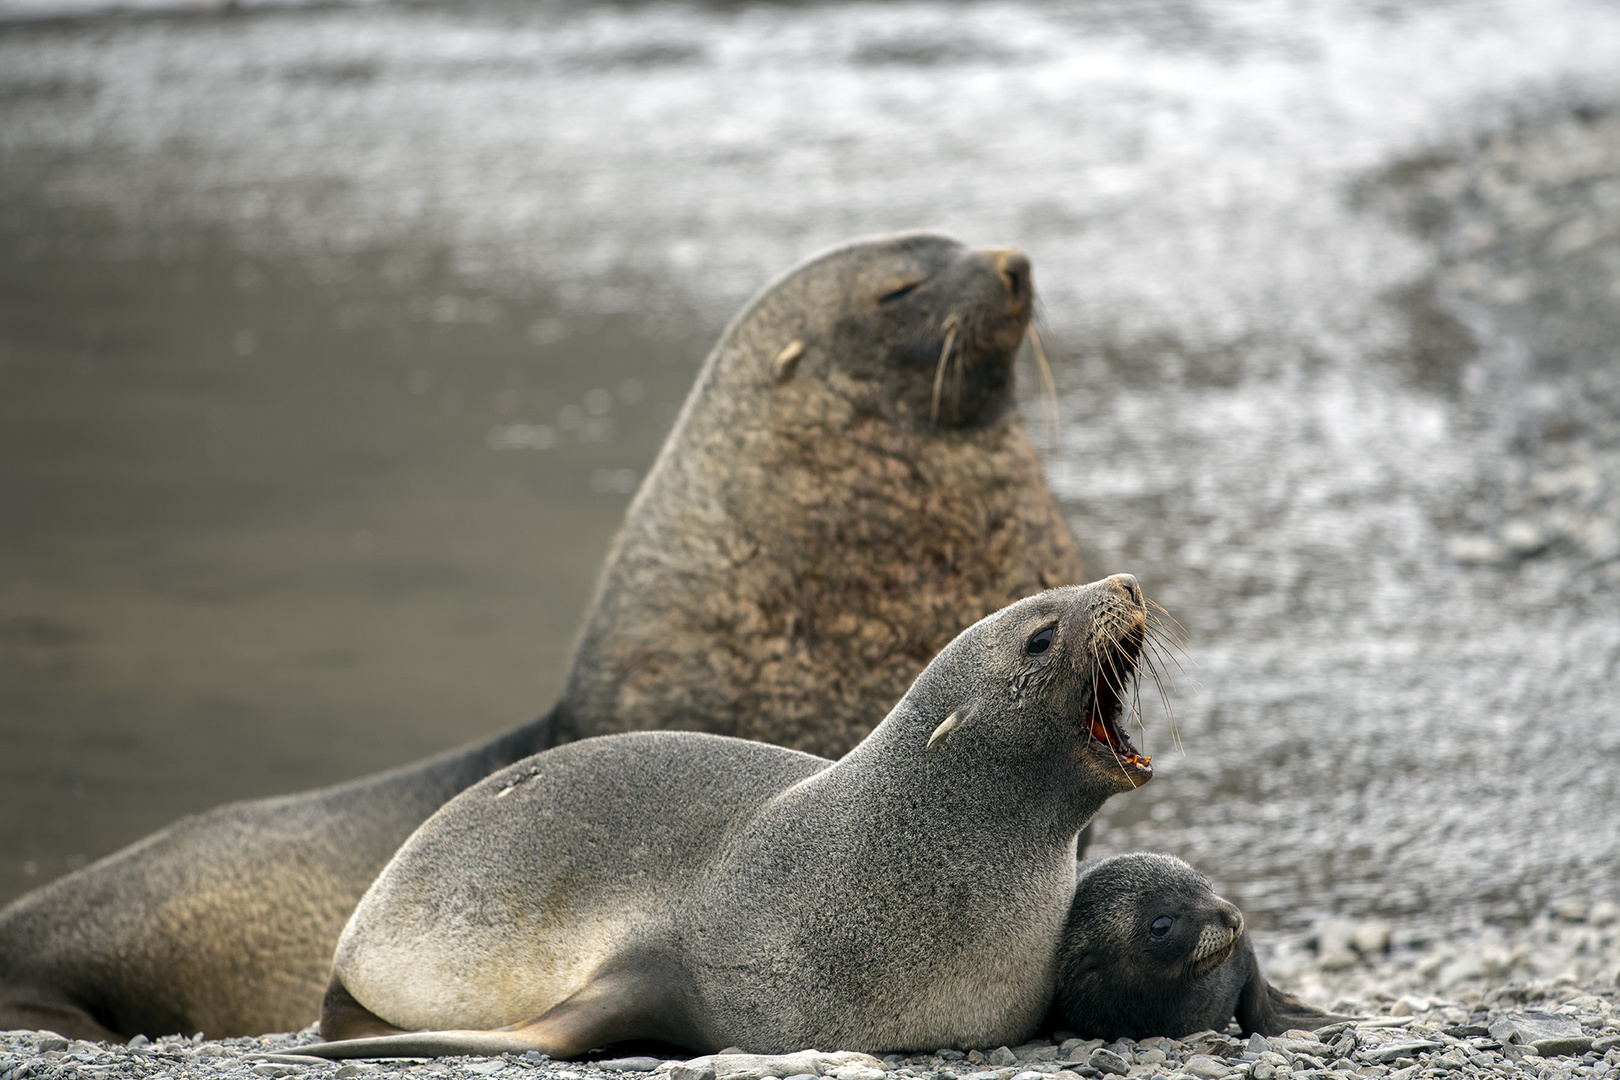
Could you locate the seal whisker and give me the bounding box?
[1026,321,1060,456]
[930,314,961,426]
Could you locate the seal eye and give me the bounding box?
[1150,916,1174,939]
[1025,624,1055,658]
[877,280,921,304]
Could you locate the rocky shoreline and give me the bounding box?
[6,904,1617,1080]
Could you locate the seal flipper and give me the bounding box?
[304,960,701,1060]
[1231,938,1353,1036]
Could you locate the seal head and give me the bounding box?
[302,578,1161,1060]
[1053,853,1346,1039]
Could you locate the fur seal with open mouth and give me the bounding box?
[1052,853,1347,1040]
[296,578,1159,1059]
[0,233,1084,1041]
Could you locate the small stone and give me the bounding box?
[1250,1065,1275,1080]
[35,1037,69,1053]
[1590,902,1620,927]
[1490,1012,1584,1046]
[1180,1055,1231,1079]
[1554,899,1590,922]
[599,1059,665,1074]
[334,1067,372,1078]
[1134,1050,1165,1065]
[939,1051,966,1062]
[251,1066,294,1078]
[966,1052,985,1066]
[128,1035,151,1048]
[989,1049,1016,1068]
[1446,535,1506,565]
[1064,1042,1102,1064]
[1009,1072,1046,1080]
[1530,1037,1594,1057]
[464,1062,505,1076]
[1085,1049,1128,1077]
[1350,922,1392,957]
[1362,1041,1443,1063]
[1593,1035,1620,1053]
[669,1065,717,1080]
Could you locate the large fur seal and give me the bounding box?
[554,232,1080,755]
[1052,854,1345,1040]
[297,579,1158,1059]
[0,233,1083,1041]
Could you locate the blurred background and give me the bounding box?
[2,0,1618,972]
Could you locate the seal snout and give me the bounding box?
[990,248,1033,315]
[1190,898,1245,974]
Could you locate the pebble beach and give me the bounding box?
[6,902,1619,1080]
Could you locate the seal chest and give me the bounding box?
[308,578,1165,1060]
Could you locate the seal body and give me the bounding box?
[1052,854,1345,1039]
[304,579,1156,1059]
[0,718,558,1041]
[0,233,1081,1041]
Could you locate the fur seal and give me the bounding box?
[0,233,1083,1041]
[1051,853,1345,1040]
[555,231,1082,756]
[297,578,1158,1059]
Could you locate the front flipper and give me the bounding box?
[305,960,701,1060]
[1232,938,1356,1036]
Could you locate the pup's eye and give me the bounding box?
[1149,916,1174,939]
[1025,625,1055,657]
[877,280,921,304]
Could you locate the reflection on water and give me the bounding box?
[2,0,1619,947]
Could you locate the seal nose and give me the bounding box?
[986,248,1033,313]
[991,249,1030,304]
[1219,899,1244,936]
[1102,573,1143,608]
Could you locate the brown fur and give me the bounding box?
[557,233,1081,756]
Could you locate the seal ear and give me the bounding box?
[926,710,962,751]
[772,340,805,383]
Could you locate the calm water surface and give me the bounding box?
[2,0,1619,957]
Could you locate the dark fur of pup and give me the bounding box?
[1053,853,1348,1039]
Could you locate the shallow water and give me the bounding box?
[2,0,1619,948]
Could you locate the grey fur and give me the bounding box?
[0,232,1082,1042]
[1052,854,1347,1040]
[306,579,1154,1059]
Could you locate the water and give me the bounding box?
[2,0,1619,953]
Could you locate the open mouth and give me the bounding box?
[1082,644,1153,782]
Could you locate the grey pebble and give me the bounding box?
[596,1061,664,1074]
[1081,1050,1126,1078]
[985,1050,1014,1069]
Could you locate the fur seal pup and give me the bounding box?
[1052,854,1346,1040]
[298,578,1159,1059]
[553,231,1082,757]
[0,233,1082,1042]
